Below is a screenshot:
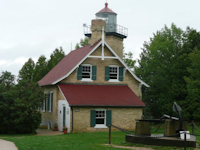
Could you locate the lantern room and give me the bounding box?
[84,3,128,39]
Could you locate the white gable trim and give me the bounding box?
[52,39,149,87]
[52,41,102,84]
[104,42,150,87]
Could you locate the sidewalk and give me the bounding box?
[0,139,18,150]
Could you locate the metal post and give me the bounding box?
[184,132,187,150]
[109,125,111,144]
[192,121,194,135]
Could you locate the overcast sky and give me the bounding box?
[0,0,200,77]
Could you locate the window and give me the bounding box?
[47,91,53,113]
[96,110,106,125]
[82,65,91,79]
[42,93,46,112]
[105,66,124,82]
[77,64,97,81]
[91,110,112,128]
[109,67,118,80]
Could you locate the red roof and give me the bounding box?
[38,41,100,86]
[58,84,145,107]
[96,3,117,15]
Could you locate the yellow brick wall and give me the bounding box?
[71,107,143,133]
[61,55,141,97]
[40,85,59,127]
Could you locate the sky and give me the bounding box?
[0,0,200,77]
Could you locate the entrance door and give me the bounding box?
[63,106,66,127]
[58,100,70,132]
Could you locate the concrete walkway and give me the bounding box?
[0,139,18,150]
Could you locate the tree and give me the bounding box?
[18,58,35,82]
[123,51,136,70]
[135,24,186,118]
[34,55,48,82]
[47,47,65,72]
[0,71,15,90]
[0,80,43,134]
[75,37,89,49]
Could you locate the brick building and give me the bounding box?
[38,3,149,133]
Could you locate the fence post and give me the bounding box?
[184,132,187,150]
[192,121,194,134]
[109,125,111,144]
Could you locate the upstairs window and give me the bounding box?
[77,64,96,81]
[105,66,124,82]
[109,67,118,80]
[82,65,91,79]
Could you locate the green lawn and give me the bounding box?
[1,125,200,150]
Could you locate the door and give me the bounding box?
[63,106,66,127]
[58,100,70,132]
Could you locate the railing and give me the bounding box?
[84,23,128,37]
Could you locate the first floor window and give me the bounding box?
[91,109,112,128]
[47,91,53,113]
[42,93,46,112]
[96,110,106,125]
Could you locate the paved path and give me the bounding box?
[0,139,18,150]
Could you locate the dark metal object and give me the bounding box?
[184,132,187,150]
[173,102,183,133]
[109,125,111,144]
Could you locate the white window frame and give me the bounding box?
[108,65,119,82]
[81,64,93,82]
[43,92,46,113]
[48,91,53,113]
[94,109,107,129]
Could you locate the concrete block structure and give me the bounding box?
[38,3,149,133]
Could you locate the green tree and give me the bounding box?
[18,58,35,82]
[135,24,186,118]
[34,55,48,82]
[0,71,15,90]
[0,80,43,134]
[123,51,136,70]
[47,47,65,72]
[75,37,89,49]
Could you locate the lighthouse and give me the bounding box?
[84,3,128,58]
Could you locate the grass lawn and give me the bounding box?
[1,124,200,150]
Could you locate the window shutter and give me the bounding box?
[51,92,53,112]
[47,93,50,111]
[92,66,97,80]
[119,67,124,81]
[105,66,109,81]
[106,110,112,126]
[90,110,96,127]
[77,65,82,80]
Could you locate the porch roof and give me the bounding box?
[58,84,145,107]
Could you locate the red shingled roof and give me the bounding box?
[58,84,145,107]
[96,3,117,14]
[38,41,101,86]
